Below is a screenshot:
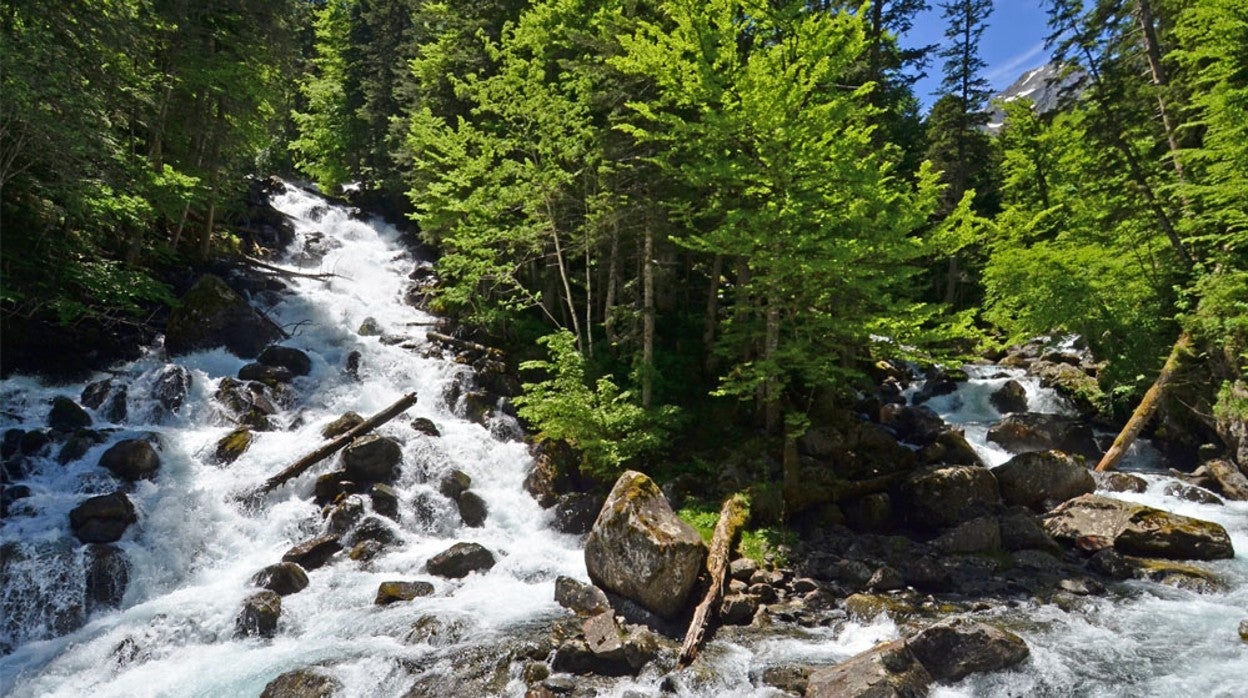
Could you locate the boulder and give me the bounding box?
[314,471,353,507]
[427,542,496,578]
[282,535,343,571]
[250,562,309,596]
[151,365,192,416]
[341,435,403,483]
[993,450,1095,512]
[879,404,945,445]
[843,493,893,533]
[165,274,283,358]
[999,510,1061,553]
[807,639,932,698]
[236,590,281,638]
[933,516,1002,554]
[553,492,604,535]
[257,345,312,377]
[554,576,611,617]
[410,418,441,437]
[214,428,255,465]
[438,469,472,499]
[321,412,364,439]
[1042,494,1234,560]
[720,593,759,625]
[898,465,1000,529]
[907,617,1030,681]
[48,396,92,432]
[349,516,400,547]
[99,439,161,481]
[370,483,400,521]
[375,580,435,605]
[69,492,137,544]
[1162,482,1223,505]
[84,544,129,613]
[1205,459,1248,501]
[1094,471,1148,494]
[57,429,107,465]
[260,669,342,698]
[919,429,983,467]
[404,614,470,648]
[990,380,1029,414]
[325,495,365,535]
[238,363,294,384]
[583,470,707,618]
[457,491,488,528]
[987,413,1100,460]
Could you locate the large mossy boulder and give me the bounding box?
[236,590,282,638]
[69,492,137,544]
[165,274,283,358]
[907,617,1030,682]
[99,439,161,481]
[1042,494,1234,560]
[341,434,403,483]
[993,450,1095,512]
[987,413,1100,460]
[898,465,1000,529]
[583,470,707,618]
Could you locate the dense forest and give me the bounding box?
[3,0,1245,496]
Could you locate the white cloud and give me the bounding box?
[986,41,1047,86]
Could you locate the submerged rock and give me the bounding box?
[69,492,137,544]
[375,580,434,605]
[1042,494,1234,560]
[342,434,403,483]
[165,274,283,358]
[236,590,282,638]
[260,669,342,698]
[427,542,496,578]
[48,396,92,432]
[906,617,1030,681]
[583,470,707,618]
[99,439,161,481]
[250,562,309,596]
[993,450,1094,512]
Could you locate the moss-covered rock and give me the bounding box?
[1042,494,1234,560]
[214,428,255,465]
[165,274,283,358]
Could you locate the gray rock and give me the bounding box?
[236,590,281,638]
[260,669,342,698]
[807,638,932,697]
[69,492,137,544]
[999,510,1061,553]
[404,614,469,647]
[457,491,488,528]
[919,429,984,467]
[729,557,758,582]
[1095,471,1148,493]
[257,345,312,377]
[57,429,108,465]
[427,542,496,578]
[99,439,161,481]
[907,617,1030,681]
[342,435,403,483]
[987,413,1100,459]
[761,665,814,695]
[554,576,611,616]
[84,544,129,613]
[867,565,906,591]
[282,535,342,571]
[553,492,604,535]
[151,364,193,416]
[48,396,92,432]
[993,450,1094,512]
[321,412,364,439]
[1042,494,1234,560]
[720,593,759,625]
[438,469,472,499]
[933,517,1002,554]
[583,470,707,618]
[250,562,309,596]
[1205,459,1248,500]
[990,379,1029,414]
[1163,481,1224,506]
[325,495,365,535]
[238,363,294,384]
[349,516,400,547]
[899,465,1000,529]
[370,483,400,521]
[375,580,434,605]
[165,274,283,358]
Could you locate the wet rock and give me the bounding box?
[987,413,1100,460]
[375,580,435,605]
[999,510,1061,553]
[898,465,1000,529]
[260,669,342,698]
[99,438,161,481]
[551,638,632,677]
[348,540,382,562]
[214,428,255,465]
[1239,620,1248,642]
[806,638,932,698]
[1163,481,1223,505]
[370,483,400,521]
[236,590,281,638]
[438,469,472,499]
[214,377,276,431]
[919,429,983,467]
[1059,577,1105,595]
[404,614,470,648]
[993,450,1095,512]
[151,365,192,416]
[342,434,403,483]
[1042,494,1234,560]
[761,665,814,694]
[879,403,945,445]
[584,470,707,618]
[321,412,364,439]
[907,617,1030,682]
[410,418,440,437]
[57,429,107,465]
[427,541,496,578]
[350,516,400,547]
[990,380,1029,414]
[357,317,382,336]
[720,593,759,625]
[70,492,138,544]
[165,274,283,358]
[1029,361,1102,415]
[553,492,603,535]
[314,470,354,506]
[84,544,129,613]
[554,576,611,617]
[239,363,295,384]
[282,535,342,571]
[1205,459,1248,500]
[457,491,488,528]
[933,517,1001,554]
[257,345,312,377]
[345,351,361,380]
[1090,551,1225,593]
[20,428,52,457]
[250,562,309,596]
[48,396,92,432]
[1094,471,1148,494]
[913,373,960,405]
[325,495,366,534]
[2,484,32,516]
[844,593,914,621]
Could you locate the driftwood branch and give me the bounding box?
[255,392,418,494]
[678,493,749,668]
[241,255,342,280]
[426,331,504,358]
[1096,332,1191,472]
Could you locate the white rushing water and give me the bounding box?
[0,184,585,696]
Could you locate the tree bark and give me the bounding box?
[678,493,749,668]
[703,254,723,374]
[426,331,503,359]
[255,392,418,493]
[1096,332,1192,472]
[642,225,655,409]
[1134,0,1187,184]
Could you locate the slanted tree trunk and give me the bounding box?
[678,493,748,668]
[1096,332,1192,472]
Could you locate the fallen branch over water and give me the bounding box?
[241,255,343,280]
[1096,332,1191,473]
[253,391,418,495]
[426,331,503,359]
[678,493,749,668]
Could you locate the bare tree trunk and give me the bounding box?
[642,225,655,409]
[1096,332,1192,472]
[1134,0,1187,183]
[763,294,780,434]
[546,199,583,353]
[703,254,723,374]
[678,493,748,668]
[584,228,594,359]
[604,223,620,344]
[198,200,215,259]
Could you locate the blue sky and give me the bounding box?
[903,1,1052,111]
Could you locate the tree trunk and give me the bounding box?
[198,200,215,259]
[703,254,723,374]
[604,223,620,344]
[678,493,748,668]
[1134,0,1187,184]
[1095,332,1192,472]
[763,295,780,433]
[641,225,655,409]
[548,211,583,354]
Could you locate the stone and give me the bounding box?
[879,403,945,445]
[342,435,403,483]
[99,439,161,481]
[410,418,441,437]
[919,429,983,467]
[1042,494,1234,560]
[350,516,400,547]
[551,638,632,677]
[257,345,312,377]
[358,317,382,336]
[283,535,342,571]
[993,450,1095,512]
[238,363,294,384]
[999,511,1061,553]
[987,413,1100,460]
[582,611,623,658]
[321,412,364,439]
[69,492,137,544]
[761,665,814,695]
[1239,620,1248,642]
[250,562,309,596]
[84,544,129,613]
[427,542,496,578]
[457,491,488,528]
[554,576,611,617]
[1163,482,1223,505]
[806,639,932,698]
[48,396,92,432]
[729,557,759,582]
[1094,471,1148,494]
[867,565,906,591]
[898,465,1000,529]
[165,274,283,358]
[348,540,382,562]
[907,617,1030,681]
[583,470,707,618]
[1204,459,1248,500]
[214,428,255,465]
[260,669,342,698]
[325,495,365,535]
[404,614,469,647]
[438,469,472,499]
[553,492,604,535]
[57,429,107,465]
[370,483,400,521]
[720,593,759,625]
[314,471,353,506]
[151,365,192,416]
[933,517,1002,554]
[990,379,1029,414]
[236,590,281,638]
[844,594,914,621]
[375,580,435,605]
[843,493,893,533]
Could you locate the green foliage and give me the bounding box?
[515,330,680,481]
[738,526,796,568]
[676,504,721,543]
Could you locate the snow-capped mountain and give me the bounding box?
[986,62,1082,132]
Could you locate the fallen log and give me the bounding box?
[678,493,749,668]
[254,391,418,494]
[426,331,503,359]
[240,255,342,280]
[1096,332,1192,472]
